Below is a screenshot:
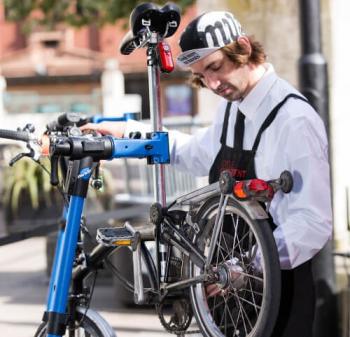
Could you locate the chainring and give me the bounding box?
[157,297,193,335]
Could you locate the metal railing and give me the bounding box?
[3,91,102,115]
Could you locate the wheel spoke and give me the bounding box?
[240,288,263,297]
[220,231,232,261]
[223,296,238,336]
[233,290,253,332]
[238,271,263,283]
[192,198,280,337]
[211,208,264,334]
[234,295,248,335]
[234,292,261,310]
[210,294,225,313]
[245,267,260,316]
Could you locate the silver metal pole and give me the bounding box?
[147,32,167,282]
[147,32,167,206]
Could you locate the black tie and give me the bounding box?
[234,109,245,149]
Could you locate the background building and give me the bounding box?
[0,4,199,129]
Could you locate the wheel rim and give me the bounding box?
[192,200,268,337]
[36,317,103,337]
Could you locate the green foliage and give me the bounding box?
[1,156,114,222]
[4,0,195,31]
[2,157,56,216]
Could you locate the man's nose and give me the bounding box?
[205,74,221,91]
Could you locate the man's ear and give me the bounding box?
[237,36,252,55]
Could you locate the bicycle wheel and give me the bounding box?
[189,196,280,337]
[34,306,116,337]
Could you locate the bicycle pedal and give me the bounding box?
[96,227,136,247]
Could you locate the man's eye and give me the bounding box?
[211,64,221,71]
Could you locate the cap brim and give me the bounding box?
[176,47,220,68]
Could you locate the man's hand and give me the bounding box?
[80,121,126,137]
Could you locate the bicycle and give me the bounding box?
[0,3,293,337]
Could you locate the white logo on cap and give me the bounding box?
[197,12,241,48]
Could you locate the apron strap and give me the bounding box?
[252,93,310,152]
[234,109,246,149]
[220,102,233,144]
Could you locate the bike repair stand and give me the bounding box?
[97,2,181,302]
[126,2,181,292]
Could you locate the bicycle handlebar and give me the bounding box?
[47,112,140,132]
[46,112,89,131]
[49,132,170,185]
[0,129,30,142]
[0,110,142,159]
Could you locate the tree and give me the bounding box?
[4,0,195,31]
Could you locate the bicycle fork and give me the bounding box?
[43,158,93,337]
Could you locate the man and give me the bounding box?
[83,11,332,337]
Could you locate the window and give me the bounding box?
[164,84,193,117]
[125,73,197,120]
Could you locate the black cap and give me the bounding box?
[177,11,243,67]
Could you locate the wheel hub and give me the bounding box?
[216,259,247,292]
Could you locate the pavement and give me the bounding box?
[0,236,190,337]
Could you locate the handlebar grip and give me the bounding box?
[0,129,29,142]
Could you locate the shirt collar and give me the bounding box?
[238,63,278,120]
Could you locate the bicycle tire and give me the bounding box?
[34,306,116,337]
[188,196,280,337]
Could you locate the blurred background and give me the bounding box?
[0,0,349,336]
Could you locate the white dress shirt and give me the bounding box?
[124,64,333,270]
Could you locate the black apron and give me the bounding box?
[209,94,315,337]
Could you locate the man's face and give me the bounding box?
[190,50,252,101]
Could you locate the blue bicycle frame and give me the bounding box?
[44,131,169,337]
[91,112,139,124]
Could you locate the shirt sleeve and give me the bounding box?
[268,108,333,269]
[124,103,227,177]
[124,120,221,176]
[168,123,222,176]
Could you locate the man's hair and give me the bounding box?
[189,35,266,88]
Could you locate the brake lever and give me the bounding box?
[16,123,43,161]
[9,148,35,166]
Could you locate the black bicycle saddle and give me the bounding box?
[120,2,181,55]
[130,2,181,38]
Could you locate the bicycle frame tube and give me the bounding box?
[44,157,93,337]
[46,196,85,337]
[46,207,68,308]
